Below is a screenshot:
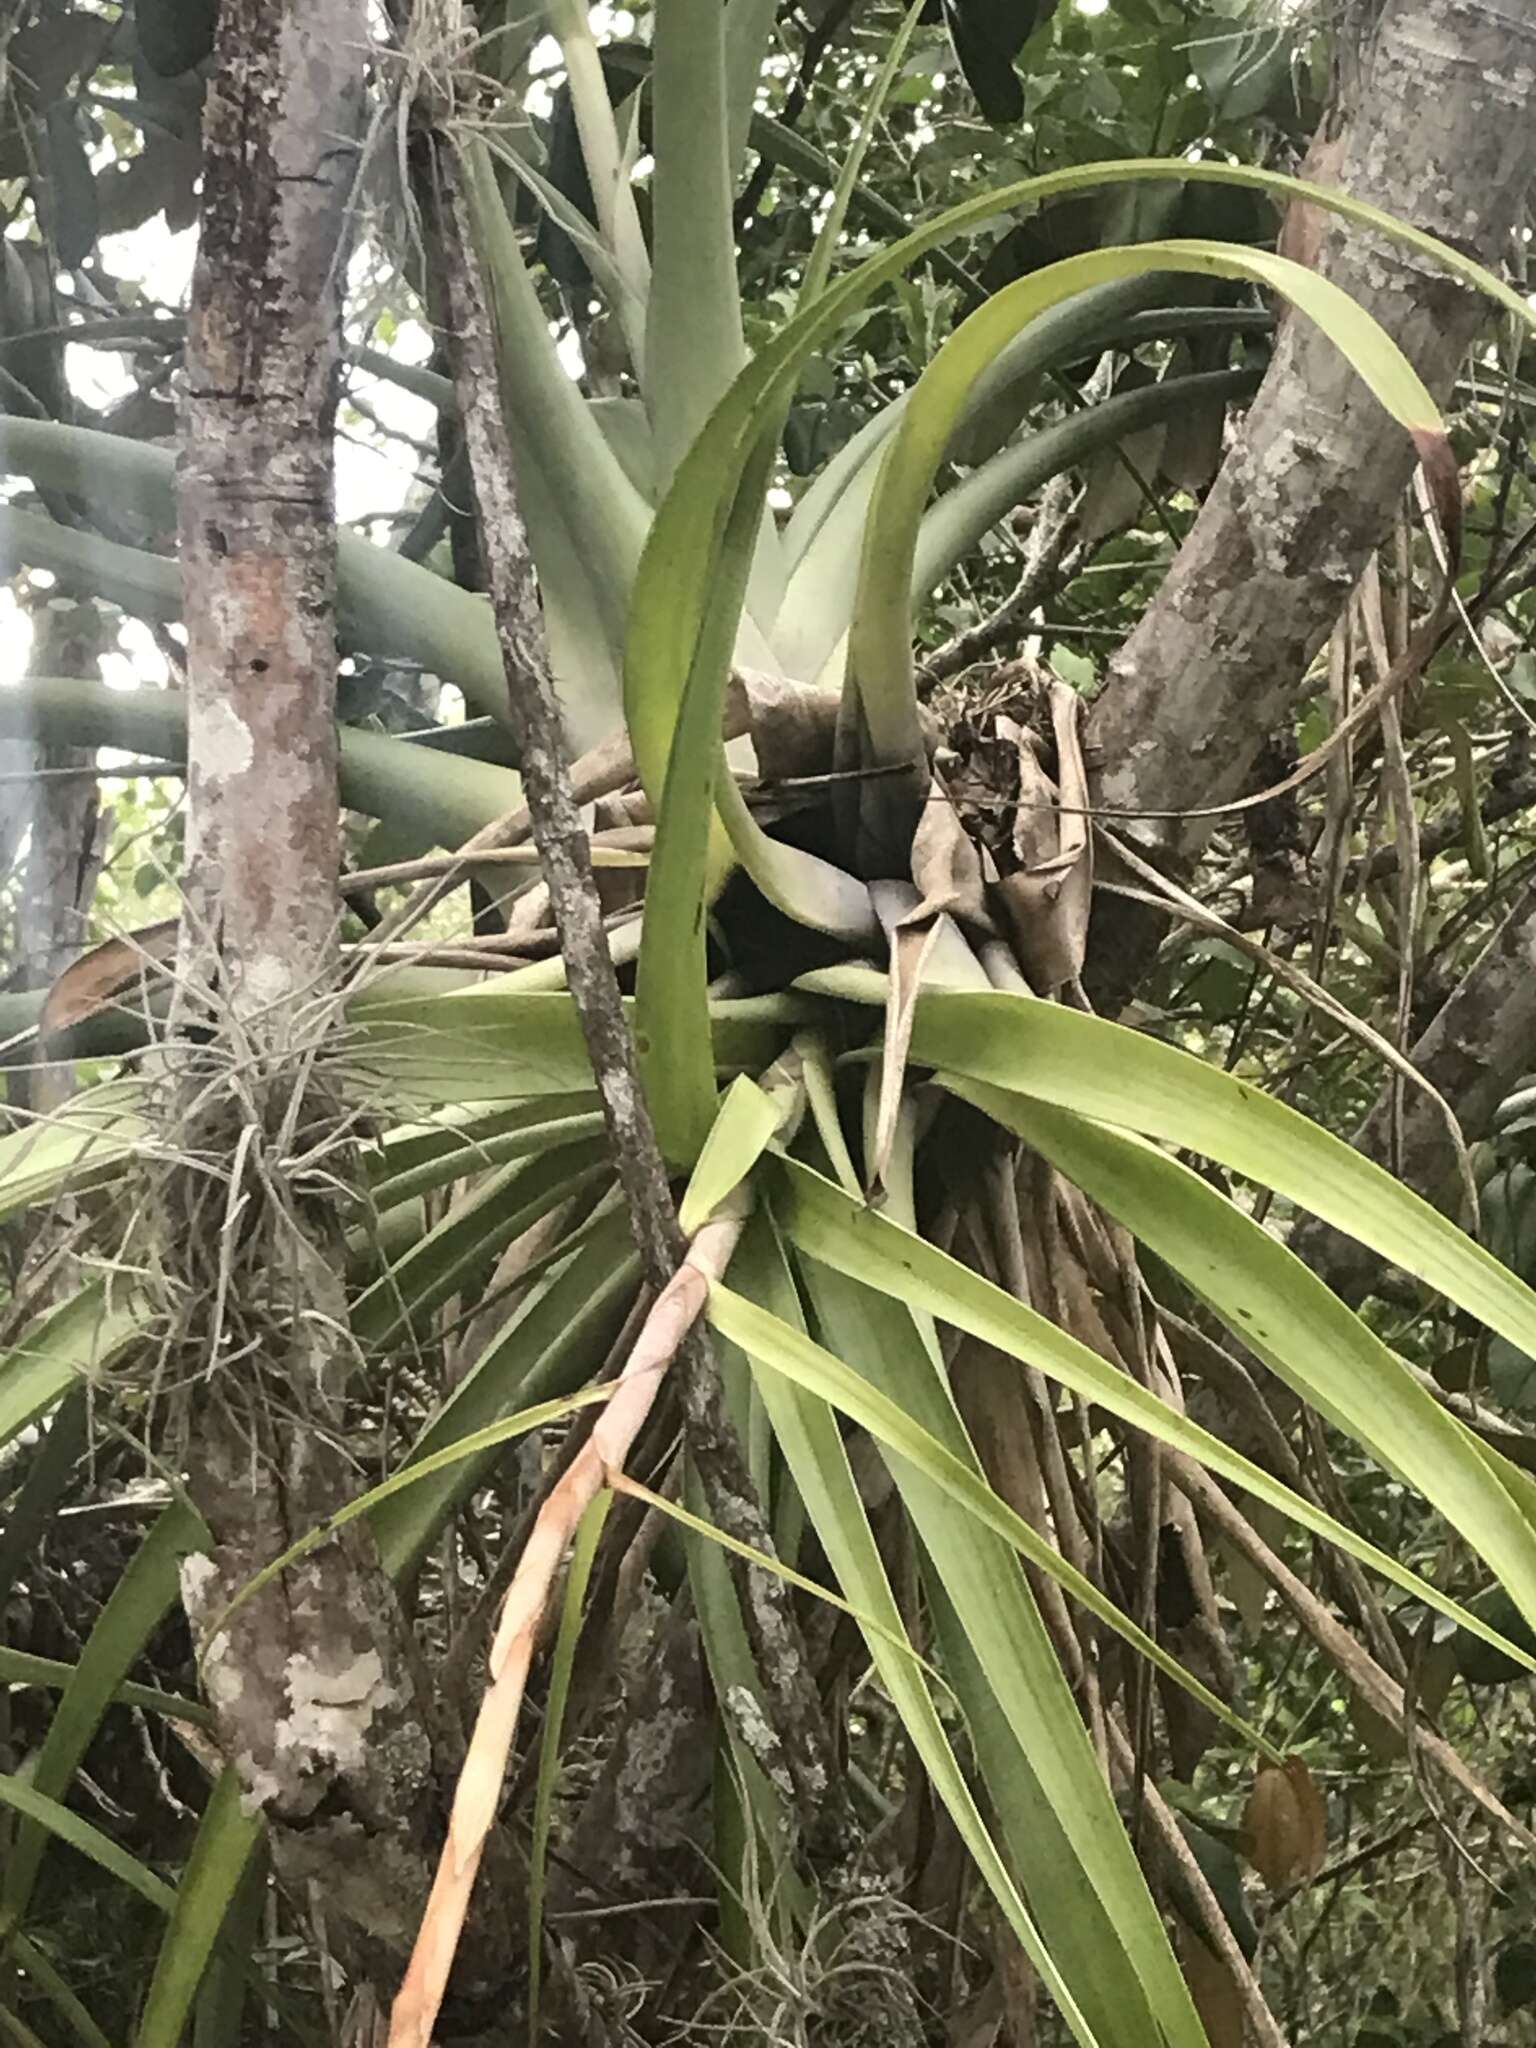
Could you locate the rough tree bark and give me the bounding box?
[1084,0,1536,1011]
[167,3,438,2029]
[8,599,109,1115]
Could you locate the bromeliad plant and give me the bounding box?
[6,6,1536,2046]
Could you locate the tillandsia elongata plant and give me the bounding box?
[4,1,1536,2045]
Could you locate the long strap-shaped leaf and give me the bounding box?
[0,1777,177,1921]
[901,989,1536,1376]
[0,1082,142,1225]
[950,1082,1536,1638]
[736,1253,1207,2047]
[0,416,512,726]
[370,1208,642,1579]
[711,1270,1280,1757]
[0,674,525,853]
[765,1153,1534,1669]
[723,1220,1110,2048]
[3,1503,205,1929]
[846,240,1444,782]
[0,1285,141,1454]
[627,153,1528,798]
[350,1139,611,1347]
[133,1771,263,2048]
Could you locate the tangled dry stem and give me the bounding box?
[105,947,382,1458]
[674,1880,929,2048]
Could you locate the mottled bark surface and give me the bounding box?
[1084,0,1536,1007]
[169,0,436,2012]
[9,599,108,1115]
[176,0,359,1019]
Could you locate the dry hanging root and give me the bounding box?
[388,1206,747,2048]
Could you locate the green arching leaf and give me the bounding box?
[0,1082,144,1224]
[765,1153,1536,1672]
[677,1075,780,1236]
[722,0,778,176]
[459,136,649,673]
[708,1278,1285,1756]
[191,1836,268,2048]
[724,1217,1106,2048]
[900,989,1536,1381]
[540,0,652,351]
[635,454,770,1159]
[0,1394,86,1622]
[782,358,1253,706]
[349,984,807,1112]
[204,1387,616,1649]
[748,1254,1204,2048]
[646,0,748,491]
[9,1934,112,2048]
[0,1646,209,1726]
[680,1454,802,1943]
[0,507,183,626]
[3,1502,206,1930]
[368,1099,607,1210]
[622,1468,954,1692]
[623,155,1511,1101]
[0,417,512,726]
[793,1031,862,1200]
[848,239,1444,782]
[0,1286,144,1455]
[350,1139,612,1348]
[502,451,631,755]
[910,366,1257,609]
[0,676,525,854]
[0,1776,177,1921]
[133,1771,264,2048]
[778,272,1161,595]
[949,1084,1536,1644]
[627,154,1523,821]
[484,136,646,343]
[369,1208,641,1580]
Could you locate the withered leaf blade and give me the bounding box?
[39,921,179,1039]
[997,683,1092,993]
[1244,1756,1327,1891]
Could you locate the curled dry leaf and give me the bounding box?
[38,920,179,1038]
[996,683,1092,994]
[1244,1756,1327,1892]
[867,785,995,1195]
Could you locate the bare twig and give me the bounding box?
[1178,1461,1536,1850]
[1102,1716,1290,2048]
[921,477,1082,687]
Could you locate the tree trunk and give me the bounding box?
[1084,0,1536,1010]
[167,3,438,2027]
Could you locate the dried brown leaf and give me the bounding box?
[38,921,178,1038]
[1244,1757,1327,1891]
